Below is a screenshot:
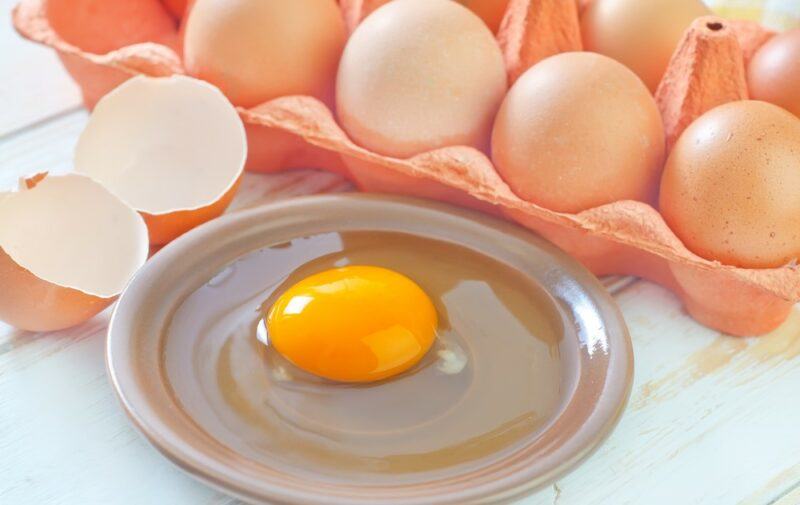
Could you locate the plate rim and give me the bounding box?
[106,194,633,505]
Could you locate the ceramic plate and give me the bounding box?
[107,194,633,504]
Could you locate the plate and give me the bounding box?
[107,194,632,504]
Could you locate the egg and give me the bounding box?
[336,0,507,158]
[47,0,177,54]
[491,52,665,213]
[581,0,711,91]
[748,29,800,118]
[266,266,437,383]
[660,100,800,268]
[183,0,346,107]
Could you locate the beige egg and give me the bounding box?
[336,0,507,158]
[581,0,711,91]
[491,52,665,213]
[660,100,800,268]
[184,0,346,107]
[748,29,800,118]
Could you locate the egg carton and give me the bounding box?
[12,0,799,336]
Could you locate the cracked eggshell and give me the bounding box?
[74,75,247,245]
[0,174,148,332]
[335,0,507,159]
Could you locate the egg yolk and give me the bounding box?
[266,266,437,383]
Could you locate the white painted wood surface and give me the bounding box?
[2,4,800,505]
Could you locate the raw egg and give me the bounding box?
[266,266,437,383]
[335,0,507,158]
[660,100,800,268]
[183,0,346,107]
[748,29,800,118]
[581,0,711,91]
[491,52,665,213]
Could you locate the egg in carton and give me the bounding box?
[12,0,800,336]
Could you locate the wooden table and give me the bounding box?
[2,4,800,504]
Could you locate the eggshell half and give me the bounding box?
[0,174,148,331]
[336,0,507,158]
[660,100,800,268]
[74,75,247,245]
[491,52,665,213]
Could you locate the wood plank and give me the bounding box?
[0,0,82,136]
[0,109,85,189]
[523,282,800,505]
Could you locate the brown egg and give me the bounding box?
[184,0,346,107]
[336,0,507,158]
[748,29,800,118]
[491,52,665,213]
[581,0,711,91]
[660,100,800,268]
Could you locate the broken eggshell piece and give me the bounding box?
[0,174,148,332]
[74,75,247,245]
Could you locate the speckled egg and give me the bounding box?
[660,100,800,268]
[491,52,665,213]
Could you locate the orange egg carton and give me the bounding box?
[12,0,799,336]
